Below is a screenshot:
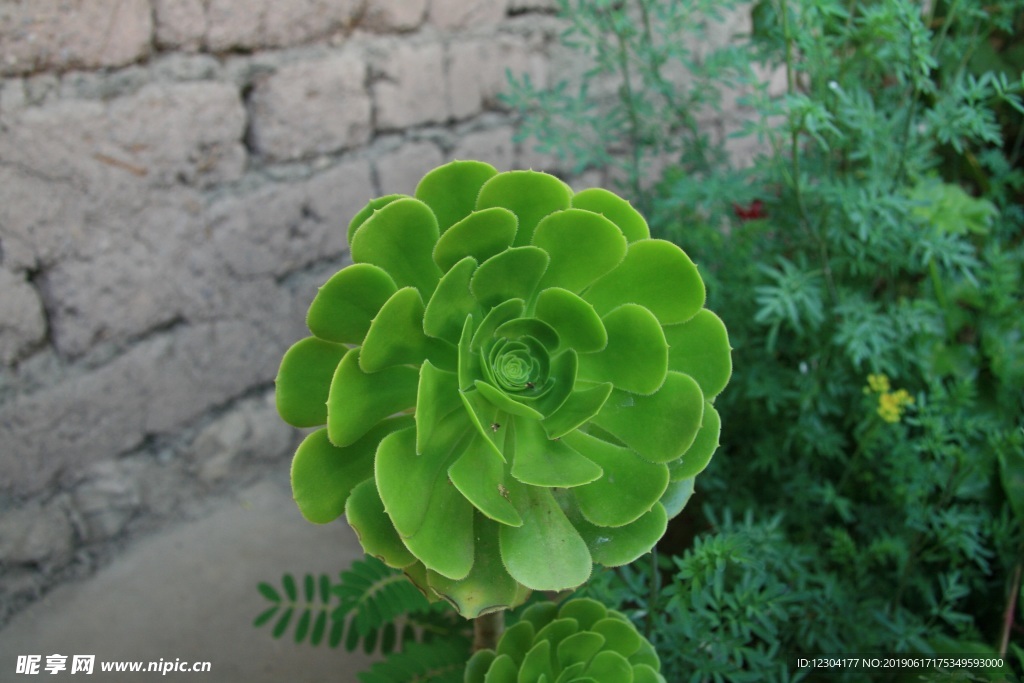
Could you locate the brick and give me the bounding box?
[204,0,362,52]
[188,392,294,485]
[0,0,152,76]
[0,81,244,274]
[249,52,372,162]
[38,187,204,357]
[447,35,548,119]
[153,0,207,51]
[0,500,73,565]
[375,141,445,196]
[0,269,47,365]
[0,306,302,496]
[38,157,368,359]
[373,41,447,130]
[206,159,374,280]
[0,101,108,270]
[362,0,429,32]
[450,126,515,171]
[429,0,507,30]
[105,82,247,187]
[70,461,141,542]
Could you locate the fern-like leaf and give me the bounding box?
[357,639,469,683]
[253,573,337,646]
[332,557,433,637]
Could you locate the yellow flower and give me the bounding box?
[866,373,891,393]
[876,388,914,423]
[864,374,913,423]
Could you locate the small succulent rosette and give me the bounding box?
[464,598,666,683]
[276,161,731,617]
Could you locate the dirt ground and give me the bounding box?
[0,475,379,682]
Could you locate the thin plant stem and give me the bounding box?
[1000,562,1022,658]
[473,611,504,653]
[607,8,647,213]
[646,547,661,651]
[779,0,839,308]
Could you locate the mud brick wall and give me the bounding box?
[0,0,565,625]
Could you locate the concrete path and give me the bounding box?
[0,476,380,682]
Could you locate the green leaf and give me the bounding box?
[466,650,498,683]
[627,638,660,670]
[564,430,669,527]
[283,573,297,601]
[272,607,293,639]
[483,654,519,683]
[275,337,348,428]
[303,574,314,602]
[346,194,405,245]
[253,605,279,628]
[519,602,559,632]
[426,515,524,617]
[471,246,550,309]
[311,610,327,646]
[534,287,607,353]
[557,598,608,631]
[350,197,442,299]
[472,299,526,350]
[415,159,498,233]
[541,382,613,440]
[375,427,475,580]
[499,484,592,591]
[291,420,412,524]
[258,582,281,603]
[475,380,545,419]
[433,208,518,272]
[423,256,481,344]
[532,209,627,293]
[307,264,398,345]
[582,650,633,683]
[415,360,464,455]
[670,401,720,480]
[590,618,641,657]
[476,170,573,247]
[578,304,668,395]
[326,348,418,447]
[584,240,705,325]
[659,478,694,519]
[510,416,604,488]
[592,372,704,463]
[664,310,732,400]
[345,478,417,569]
[557,631,606,669]
[497,620,536,666]
[359,287,445,373]
[572,503,667,567]
[495,317,560,351]
[519,641,555,683]
[631,664,666,683]
[294,609,311,643]
[449,433,522,527]
[571,187,649,242]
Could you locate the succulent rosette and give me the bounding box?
[275,161,731,617]
[464,598,666,683]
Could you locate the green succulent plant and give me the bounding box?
[464,598,666,683]
[275,160,731,618]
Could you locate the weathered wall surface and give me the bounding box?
[0,0,563,625]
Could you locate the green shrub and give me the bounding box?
[506,0,1024,680]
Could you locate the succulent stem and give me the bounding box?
[472,611,504,652]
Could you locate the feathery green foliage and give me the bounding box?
[506,0,1024,680]
[253,557,467,656]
